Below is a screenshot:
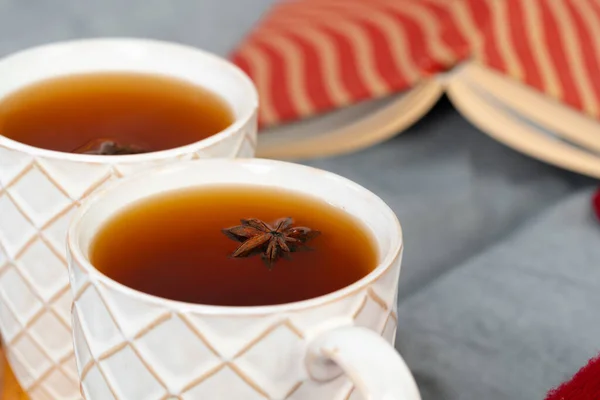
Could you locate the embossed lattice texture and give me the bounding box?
[69,251,401,400]
[0,126,256,400]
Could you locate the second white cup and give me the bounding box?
[0,38,258,399]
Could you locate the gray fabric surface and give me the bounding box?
[397,189,600,400]
[0,0,273,57]
[304,100,591,299]
[1,1,598,399]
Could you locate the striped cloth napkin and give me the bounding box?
[230,0,470,128]
[471,0,600,121]
[231,0,600,130]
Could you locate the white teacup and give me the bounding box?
[0,39,258,399]
[66,159,421,400]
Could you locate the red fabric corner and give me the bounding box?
[546,356,600,400]
[593,188,600,221]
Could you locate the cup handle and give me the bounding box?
[306,326,421,400]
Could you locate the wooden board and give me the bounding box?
[1,350,28,400]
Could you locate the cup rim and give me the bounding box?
[67,158,404,316]
[0,37,258,163]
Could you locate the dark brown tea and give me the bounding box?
[0,73,233,153]
[90,186,378,306]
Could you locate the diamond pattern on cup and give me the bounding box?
[0,267,43,326]
[288,293,364,333]
[182,313,282,360]
[234,321,306,398]
[40,367,80,400]
[68,251,90,299]
[7,350,36,391]
[182,365,266,400]
[100,345,168,400]
[237,136,256,159]
[97,282,169,339]
[0,146,32,186]
[381,312,398,345]
[7,165,72,228]
[353,291,390,333]
[0,241,7,269]
[194,124,257,160]
[112,161,162,177]
[0,193,37,257]
[27,386,54,400]
[72,309,93,375]
[62,353,80,382]
[28,312,72,361]
[0,290,21,342]
[10,334,53,383]
[347,387,364,400]
[81,365,116,400]
[370,254,401,307]
[17,240,69,302]
[1,121,256,399]
[36,158,112,200]
[75,285,126,358]
[135,314,223,394]
[72,256,400,400]
[43,206,78,259]
[287,375,353,400]
[0,263,76,397]
[87,173,122,194]
[51,286,74,325]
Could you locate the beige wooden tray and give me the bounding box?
[446,62,600,179]
[257,80,443,160]
[0,350,27,400]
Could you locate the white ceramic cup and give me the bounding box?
[66,159,421,400]
[0,38,258,399]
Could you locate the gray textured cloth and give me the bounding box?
[397,189,600,400]
[0,0,273,57]
[304,101,591,299]
[0,1,598,399]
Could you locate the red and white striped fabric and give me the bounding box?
[231,0,600,129]
[467,0,600,121]
[230,0,470,128]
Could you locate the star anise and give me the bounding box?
[222,217,320,269]
[73,138,150,155]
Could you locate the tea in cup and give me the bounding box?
[67,159,421,400]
